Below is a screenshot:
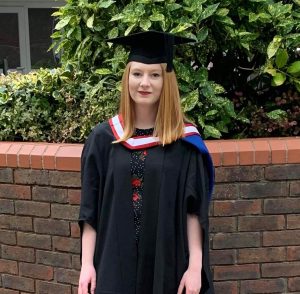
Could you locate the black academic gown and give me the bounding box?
[79,121,214,294]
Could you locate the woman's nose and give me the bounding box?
[140,74,150,87]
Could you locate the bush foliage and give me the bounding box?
[0,0,299,142]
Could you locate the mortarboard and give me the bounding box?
[107,30,195,72]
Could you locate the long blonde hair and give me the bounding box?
[116,63,185,145]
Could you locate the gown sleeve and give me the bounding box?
[185,149,215,294]
[78,129,102,232]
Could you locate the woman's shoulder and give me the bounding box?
[85,120,115,145]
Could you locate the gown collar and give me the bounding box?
[109,114,200,150]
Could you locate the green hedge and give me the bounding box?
[0,0,299,142]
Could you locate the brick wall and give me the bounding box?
[0,138,299,294]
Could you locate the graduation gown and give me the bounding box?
[79,119,215,294]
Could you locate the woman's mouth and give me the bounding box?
[138,91,151,96]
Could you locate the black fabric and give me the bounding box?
[107,30,195,72]
[79,121,214,294]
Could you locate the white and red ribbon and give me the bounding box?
[109,115,200,150]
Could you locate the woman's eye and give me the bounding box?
[132,72,141,77]
[152,73,161,78]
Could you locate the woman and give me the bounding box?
[78,31,214,294]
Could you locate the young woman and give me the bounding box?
[78,31,214,294]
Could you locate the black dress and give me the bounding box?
[79,121,214,294]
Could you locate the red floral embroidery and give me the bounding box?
[143,150,147,156]
[131,178,141,188]
[132,192,140,202]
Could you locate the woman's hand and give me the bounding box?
[177,267,202,294]
[78,264,96,294]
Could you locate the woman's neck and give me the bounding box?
[134,104,158,129]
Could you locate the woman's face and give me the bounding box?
[128,62,163,107]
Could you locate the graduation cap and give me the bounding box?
[107,30,195,72]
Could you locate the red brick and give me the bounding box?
[237,140,255,165]
[214,264,260,280]
[290,181,300,196]
[53,236,80,254]
[215,166,263,183]
[0,230,16,245]
[210,249,236,265]
[0,259,18,274]
[36,250,72,268]
[32,186,68,203]
[214,200,261,216]
[72,286,79,294]
[262,262,300,277]
[289,277,300,291]
[264,198,300,214]
[253,140,271,164]
[240,278,286,294]
[0,199,14,214]
[287,246,300,261]
[19,262,53,280]
[0,289,19,294]
[269,139,287,164]
[238,247,286,263]
[15,200,50,217]
[17,232,51,250]
[34,218,70,236]
[55,145,82,171]
[43,144,60,170]
[2,245,35,262]
[72,255,81,270]
[36,281,71,294]
[210,217,236,233]
[212,184,239,200]
[68,189,81,204]
[240,181,288,198]
[213,232,260,249]
[265,165,300,180]
[2,274,34,292]
[18,144,34,168]
[286,139,300,163]
[30,145,47,169]
[219,141,238,166]
[14,169,49,185]
[263,230,300,246]
[0,215,33,232]
[71,222,80,238]
[6,144,22,167]
[0,168,13,183]
[0,184,31,199]
[55,268,80,285]
[239,215,285,231]
[49,171,81,188]
[214,281,238,294]
[206,141,221,167]
[287,214,300,229]
[51,204,80,220]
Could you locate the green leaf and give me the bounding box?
[266,109,287,120]
[170,23,193,33]
[287,61,300,74]
[95,68,112,75]
[125,24,135,36]
[74,27,82,41]
[52,11,63,17]
[108,27,118,39]
[140,18,152,31]
[182,89,199,112]
[167,3,182,11]
[205,109,218,117]
[55,16,72,30]
[275,49,288,68]
[249,12,259,22]
[149,13,165,22]
[216,8,229,17]
[98,0,115,8]
[272,72,286,86]
[267,36,282,59]
[204,125,222,138]
[197,27,209,42]
[264,67,277,76]
[110,13,124,21]
[87,14,94,28]
[201,3,220,20]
